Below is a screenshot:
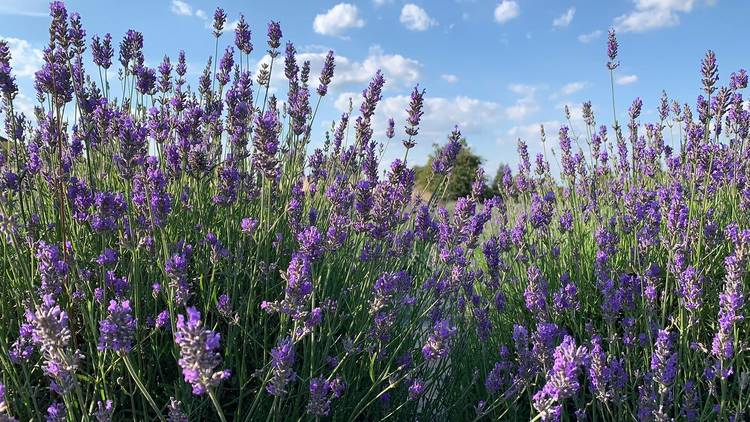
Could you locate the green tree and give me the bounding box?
[413,139,484,201]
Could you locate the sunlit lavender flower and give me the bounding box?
[701,50,719,95]
[524,265,548,314]
[212,7,227,37]
[404,85,425,145]
[651,329,677,396]
[98,299,136,352]
[252,109,281,179]
[533,336,587,421]
[432,127,462,175]
[317,50,335,96]
[267,337,295,396]
[28,295,83,394]
[174,307,230,395]
[235,14,253,55]
[241,217,258,236]
[422,319,456,360]
[0,40,19,96]
[606,29,619,70]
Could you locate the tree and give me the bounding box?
[413,138,484,201]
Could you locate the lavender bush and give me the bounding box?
[0,3,748,420]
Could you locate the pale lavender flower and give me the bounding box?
[98,299,136,352]
[174,307,230,395]
[267,337,295,396]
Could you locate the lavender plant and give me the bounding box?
[0,4,748,421]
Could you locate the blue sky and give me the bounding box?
[1,0,747,174]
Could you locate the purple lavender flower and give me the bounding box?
[167,397,188,422]
[404,85,425,146]
[98,299,136,352]
[422,319,457,360]
[532,336,588,420]
[28,295,83,394]
[212,7,227,37]
[241,217,258,236]
[606,29,619,70]
[408,378,424,400]
[91,33,113,69]
[317,50,335,96]
[93,399,114,422]
[174,307,230,395]
[701,50,719,95]
[267,337,295,396]
[235,14,253,55]
[252,109,281,179]
[306,376,345,416]
[0,40,18,96]
[432,127,463,175]
[524,265,548,314]
[267,21,282,51]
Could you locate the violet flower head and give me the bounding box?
[532,335,587,421]
[651,329,677,395]
[267,21,283,51]
[0,40,19,97]
[422,319,457,360]
[432,127,463,175]
[701,49,719,95]
[98,299,136,353]
[252,109,281,179]
[408,378,424,400]
[267,337,295,396]
[306,376,345,416]
[385,117,395,139]
[212,7,227,37]
[730,69,748,90]
[28,295,83,394]
[524,265,548,314]
[174,307,230,395]
[404,84,426,145]
[91,33,113,69]
[235,14,253,55]
[317,50,335,96]
[606,29,619,70]
[93,399,114,422]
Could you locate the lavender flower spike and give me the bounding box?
[174,307,230,395]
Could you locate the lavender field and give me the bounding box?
[0,1,748,421]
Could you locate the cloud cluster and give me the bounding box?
[494,1,520,24]
[313,3,365,37]
[400,4,438,31]
[614,0,713,32]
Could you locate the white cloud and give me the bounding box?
[505,84,541,120]
[0,0,47,17]
[400,4,438,31]
[560,81,586,96]
[616,74,638,85]
[494,1,520,24]
[373,0,392,5]
[552,7,575,28]
[441,74,458,83]
[313,3,365,37]
[577,30,602,43]
[170,0,193,16]
[614,0,713,32]
[0,36,44,78]
[506,120,561,143]
[255,45,421,93]
[195,9,207,19]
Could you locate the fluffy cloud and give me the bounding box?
[559,81,586,96]
[441,74,458,83]
[254,45,421,93]
[494,1,520,24]
[577,30,602,43]
[313,3,365,37]
[0,36,44,78]
[400,4,438,31]
[552,7,576,28]
[616,74,638,85]
[505,84,541,120]
[0,0,47,17]
[614,0,713,32]
[170,0,193,16]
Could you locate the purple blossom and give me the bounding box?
[267,337,295,396]
[174,307,230,395]
[98,299,136,352]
